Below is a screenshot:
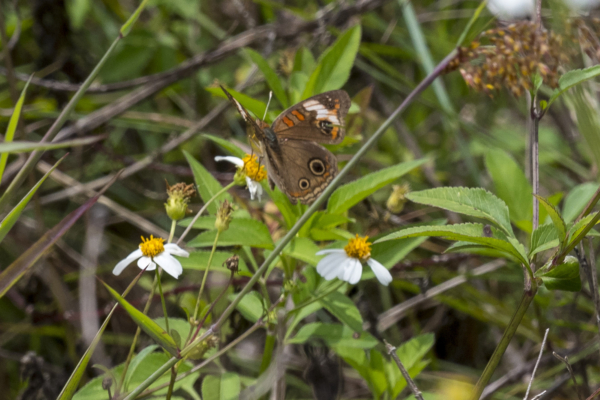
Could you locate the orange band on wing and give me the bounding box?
[331,127,339,140]
[291,110,305,121]
[282,116,294,127]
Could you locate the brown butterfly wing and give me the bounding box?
[220,85,268,142]
[271,90,351,145]
[263,140,337,205]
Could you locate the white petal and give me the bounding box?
[316,249,345,256]
[215,156,244,167]
[112,249,143,276]
[155,253,183,279]
[138,256,153,269]
[316,253,346,278]
[146,261,157,271]
[323,255,348,281]
[348,259,363,284]
[246,177,263,201]
[367,258,393,286]
[164,243,190,258]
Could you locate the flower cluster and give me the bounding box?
[450,21,571,97]
[215,154,267,200]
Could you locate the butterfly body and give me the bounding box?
[221,86,351,204]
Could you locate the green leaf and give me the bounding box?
[123,345,159,391]
[120,0,150,36]
[0,156,65,244]
[548,65,600,107]
[287,322,378,348]
[537,256,581,292]
[293,47,316,75]
[101,281,178,355]
[203,134,246,158]
[227,291,266,323]
[202,373,241,400]
[391,333,435,398]
[179,251,249,274]
[187,218,274,249]
[183,150,232,215]
[327,159,427,214]
[245,48,288,108]
[0,80,29,184]
[375,223,529,266]
[319,290,363,332]
[456,0,490,47]
[563,182,600,224]
[530,223,559,258]
[485,149,532,231]
[303,25,361,97]
[407,187,514,237]
[535,195,566,248]
[563,212,600,256]
[282,237,321,266]
[0,136,103,153]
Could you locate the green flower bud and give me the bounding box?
[215,200,234,232]
[165,181,196,221]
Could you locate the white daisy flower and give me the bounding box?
[316,235,393,286]
[215,154,267,201]
[113,235,189,279]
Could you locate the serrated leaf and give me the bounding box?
[537,256,581,292]
[530,223,559,258]
[327,159,427,214]
[101,281,178,356]
[187,218,274,249]
[535,195,566,247]
[320,290,363,332]
[391,334,435,398]
[202,373,240,400]
[445,241,517,260]
[375,223,529,266]
[245,48,288,108]
[548,65,600,107]
[303,25,361,97]
[407,187,514,237]
[288,322,378,348]
[282,237,321,266]
[183,150,232,215]
[563,182,600,224]
[123,345,159,391]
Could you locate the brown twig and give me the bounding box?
[553,352,584,400]
[384,340,424,400]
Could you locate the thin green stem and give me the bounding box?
[176,182,235,246]
[471,280,538,399]
[193,231,220,321]
[125,49,457,399]
[156,268,169,334]
[165,364,178,400]
[168,220,177,244]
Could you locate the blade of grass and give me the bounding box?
[0,0,148,212]
[0,154,67,244]
[0,78,30,184]
[0,172,121,297]
[0,136,104,153]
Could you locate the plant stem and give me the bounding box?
[165,364,178,400]
[471,278,538,399]
[384,340,424,400]
[125,49,457,399]
[168,220,176,243]
[187,230,221,344]
[156,268,169,334]
[176,182,235,246]
[531,97,540,233]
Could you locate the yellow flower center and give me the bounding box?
[344,234,372,260]
[242,154,267,182]
[139,235,165,258]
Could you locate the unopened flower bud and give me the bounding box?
[186,334,219,360]
[224,255,239,274]
[102,377,113,391]
[165,181,196,221]
[386,183,410,214]
[215,200,233,232]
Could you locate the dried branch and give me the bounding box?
[553,352,583,400]
[524,328,549,400]
[384,340,424,400]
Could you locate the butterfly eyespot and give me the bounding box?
[299,178,310,190]
[319,120,333,133]
[309,158,325,176]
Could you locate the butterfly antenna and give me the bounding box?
[263,91,273,121]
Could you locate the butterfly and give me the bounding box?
[220,86,351,204]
